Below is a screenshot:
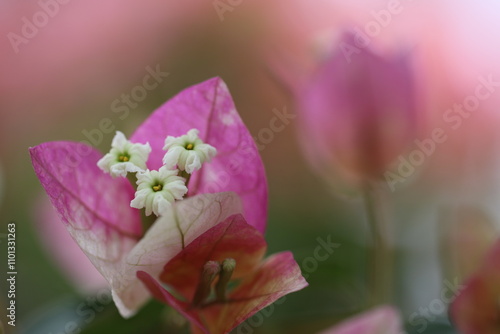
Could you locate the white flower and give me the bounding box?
[162,129,217,173]
[97,131,151,177]
[130,166,188,216]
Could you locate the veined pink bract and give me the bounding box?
[29,78,268,317]
[138,214,308,334]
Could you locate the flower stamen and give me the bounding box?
[215,258,236,302]
[185,143,194,150]
[192,261,221,308]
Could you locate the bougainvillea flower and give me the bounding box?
[450,238,500,334]
[97,131,151,177]
[137,214,307,334]
[163,128,217,173]
[297,32,417,188]
[130,78,267,231]
[319,306,402,334]
[130,166,188,216]
[29,78,267,317]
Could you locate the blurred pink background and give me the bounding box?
[2,1,500,333]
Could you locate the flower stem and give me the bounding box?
[126,173,138,189]
[179,170,191,195]
[126,172,155,235]
[363,183,392,307]
[141,212,157,236]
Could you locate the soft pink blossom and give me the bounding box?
[270,0,500,192]
[319,306,402,334]
[130,78,267,231]
[30,78,267,317]
[297,32,417,186]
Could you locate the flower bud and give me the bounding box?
[298,32,418,188]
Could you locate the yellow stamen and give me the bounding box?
[186,143,194,150]
[118,155,129,162]
[152,184,162,192]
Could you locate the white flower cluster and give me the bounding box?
[97,129,216,216]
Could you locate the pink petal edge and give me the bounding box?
[30,141,142,237]
[319,305,402,334]
[33,195,107,292]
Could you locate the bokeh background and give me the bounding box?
[2,1,500,333]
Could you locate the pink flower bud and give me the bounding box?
[298,32,418,188]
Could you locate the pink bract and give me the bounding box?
[29,78,267,317]
[131,77,267,232]
[138,214,308,334]
[34,195,107,293]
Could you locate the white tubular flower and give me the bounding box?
[130,166,188,216]
[162,129,217,174]
[97,131,151,177]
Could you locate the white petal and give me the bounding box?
[163,135,178,151]
[161,129,217,173]
[162,146,183,169]
[130,189,150,210]
[152,195,171,216]
[186,128,200,141]
[185,152,202,174]
[129,142,151,169]
[157,165,179,178]
[164,181,189,200]
[111,131,128,149]
[110,162,144,178]
[98,133,150,177]
[130,168,187,217]
[197,143,217,161]
[97,153,116,174]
